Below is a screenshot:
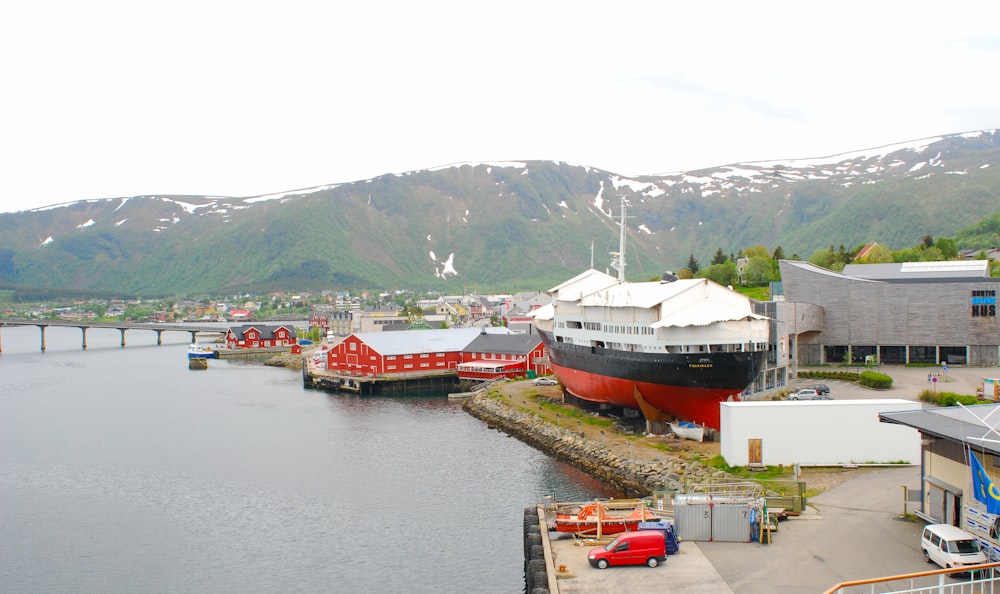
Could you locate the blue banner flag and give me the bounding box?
[970,453,1000,514]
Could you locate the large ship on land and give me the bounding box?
[531,201,769,430]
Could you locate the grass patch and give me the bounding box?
[918,390,979,406]
[701,455,792,480]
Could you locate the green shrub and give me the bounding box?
[858,370,893,389]
[798,370,861,382]
[919,390,979,406]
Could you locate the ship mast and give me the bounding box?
[609,198,627,281]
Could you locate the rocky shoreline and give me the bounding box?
[461,391,725,498]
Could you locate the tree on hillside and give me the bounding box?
[743,245,769,258]
[772,246,785,261]
[743,256,774,286]
[699,261,736,286]
[686,254,700,275]
[934,237,958,259]
[711,248,727,265]
[922,234,934,248]
[809,248,834,269]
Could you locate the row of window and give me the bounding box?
[562,321,654,335]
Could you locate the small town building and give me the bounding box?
[357,304,408,333]
[879,403,1000,560]
[720,399,919,466]
[324,327,512,379]
[777,259,1000,367]
[225,324,298,349]
[456,333,550,381]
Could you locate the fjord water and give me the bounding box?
[0,325,618,593]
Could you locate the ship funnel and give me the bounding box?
[661,271,678,283]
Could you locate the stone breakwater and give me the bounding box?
[462,393,723,498]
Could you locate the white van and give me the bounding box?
[921,524,988,573]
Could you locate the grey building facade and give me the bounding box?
[778,260,1000,367]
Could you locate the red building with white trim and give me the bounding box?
[325,328,501,378]
[456,333,549,381]
[225,324,298,349]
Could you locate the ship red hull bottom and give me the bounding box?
[551,363,743,430]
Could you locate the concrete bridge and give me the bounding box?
[0,319,226,352]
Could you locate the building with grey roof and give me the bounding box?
[778,260,1000,366]
[880,403,1000,530]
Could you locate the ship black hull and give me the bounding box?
[538,329,766,429]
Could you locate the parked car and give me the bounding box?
[588,530,666,569]
[787,388,821,400]
[805,383,831,395]
[921,524,988,576]
[532,377,558,386]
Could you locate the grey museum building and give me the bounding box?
[774,259,1000,368]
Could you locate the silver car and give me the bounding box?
[787,388,821,400]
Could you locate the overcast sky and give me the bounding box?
[2,1,999,214]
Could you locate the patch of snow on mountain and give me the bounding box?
[682,174,715,185]
[981,164,991,168]
[115,219,127,226]
[909,162,928,173]
[593,180,606,213]
[559,200,568,208]
[611,176,654,194]
[427,234,432,241]
[638,224,653,235]
[77,219,95,229]
[429,251,437,261]
[245,185,340,203]
[163,198,214,213]
[439,253,458,278]
[113,197,131,213]
[751,136,943,170]
[40,236,53,246]
[426,161,528,173]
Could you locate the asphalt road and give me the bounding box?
[698,465,927,593]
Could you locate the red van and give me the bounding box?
[587,531,666,569]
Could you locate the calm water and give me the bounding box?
[0,325,618,593]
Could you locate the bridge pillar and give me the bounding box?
[81,327,88,350]
[119,328,126,348]
[190,331,197,344]
[38,325,46,352]
[155,330,163,345]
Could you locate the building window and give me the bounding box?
[350,343,357,351]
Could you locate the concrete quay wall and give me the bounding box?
[462,393,720,498]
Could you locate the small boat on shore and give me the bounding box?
[554,501,660,536]
[187,344,218,359]
[669,421,705,442]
